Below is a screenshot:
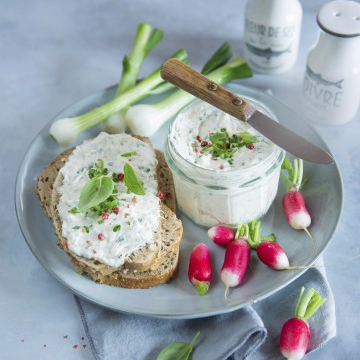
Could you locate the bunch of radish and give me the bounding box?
[280,286,326,360]
[207,222,276,298]
[188,224,252,298]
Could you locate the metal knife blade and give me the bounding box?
[161,58,334,164]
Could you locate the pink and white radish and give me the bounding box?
[188,243,212,295]
[257,241,290,270]
[248,220,312,271]
[279,287,326,360]
[220,224,251,299]
[207,225,235,247]
[245,219,308,271]
[282,189,311,231]
[281,157,314,245]
[245,220,291,270]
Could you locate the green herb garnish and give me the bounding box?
[156,331,200,360]
[120,151,137,157]
[88,159,108,179]
[78,176,114,212]
[124,163,145,195]
[197,129,258,163]
[113,225,121,232]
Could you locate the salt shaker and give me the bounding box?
[302,1,360,125]
[243,0,302,73]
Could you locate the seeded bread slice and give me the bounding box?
[61,203,182,288]
[35,134,182,287]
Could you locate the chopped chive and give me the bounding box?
[113,225,121,232]
[120,151,137,157]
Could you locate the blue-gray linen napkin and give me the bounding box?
[75,257,335,360]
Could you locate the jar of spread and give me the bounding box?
[164,96,285,228]
[302,1,360,125]
[243,0,302,73]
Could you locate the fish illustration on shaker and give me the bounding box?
[245,43,292,60]
[306,65,344,89]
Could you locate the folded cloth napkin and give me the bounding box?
[75,257,336,360]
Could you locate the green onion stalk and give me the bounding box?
[104,40,233,134]
[146,41,233,98]
[49,48,188,147]
[102,23,164,134]
[126,56,253,137]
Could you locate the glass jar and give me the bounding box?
[164,94,285,228]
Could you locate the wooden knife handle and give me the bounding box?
[160,58,255,121]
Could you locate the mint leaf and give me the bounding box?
[124,163,145,195]
[156,332,200,360]
[78,177,114,212]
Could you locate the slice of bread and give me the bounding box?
[61,203,182,289]
[35,134,182,288]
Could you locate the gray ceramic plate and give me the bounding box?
[15,83,343,319]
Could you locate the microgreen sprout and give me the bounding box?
[193,129,259,164]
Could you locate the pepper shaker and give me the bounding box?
[243,0,302,73]
[302,1,360,125]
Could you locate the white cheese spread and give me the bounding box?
[57,132,160,267]
[170,101,275,171]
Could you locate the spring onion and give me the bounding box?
[102,23,163,134]
[126,56,253,137]
[49,49,188,146]
[103,40,233,134]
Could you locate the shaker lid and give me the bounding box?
[317,0,360,37]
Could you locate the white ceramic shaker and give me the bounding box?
[243,0,302,73]
[302,1,360,125]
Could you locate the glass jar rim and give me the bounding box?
[166,95,284,179]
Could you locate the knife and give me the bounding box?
[160,58,334,164]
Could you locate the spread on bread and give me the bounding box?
[57,132,161,268]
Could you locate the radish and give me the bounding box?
[188,243,212,295]
[281,157,314,244]
[207,225,235,247]
[220,224,251,299]
[246,220,291,270]
[282,189,311,231]
[257,241,290,270]
[279,286,326,360]
[249,220,311,271]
